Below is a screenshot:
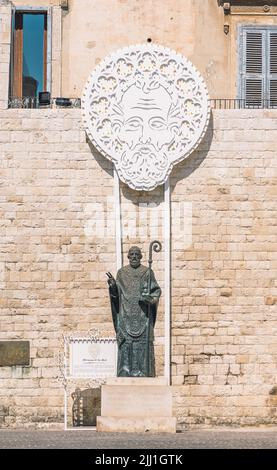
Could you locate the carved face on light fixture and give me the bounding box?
[112,81,179,185]
[82,44,210,191]
[117,83,176,149]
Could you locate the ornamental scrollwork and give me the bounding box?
[82,43,210,191]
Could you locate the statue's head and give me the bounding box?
[127,246,142,269]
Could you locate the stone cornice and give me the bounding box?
[218,0,277,5]
[218,1,277,15]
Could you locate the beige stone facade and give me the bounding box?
[0,0,277,429]
[0,108,276,428]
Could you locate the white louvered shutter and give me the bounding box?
[269,32,277,107]
[242,30,265,107]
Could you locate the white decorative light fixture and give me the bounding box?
[82,44,210,191]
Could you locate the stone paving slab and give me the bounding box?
[0,428,277,449]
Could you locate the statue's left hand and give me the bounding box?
[140,293,155,305]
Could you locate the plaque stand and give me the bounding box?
[58,332,117,430]
[96,377,176,433]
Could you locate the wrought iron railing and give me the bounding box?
[8,97,81,109]
[8,97,277,110]
[210,99,277,109]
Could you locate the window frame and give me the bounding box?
[238,24,277,105]
[10,6,52,98]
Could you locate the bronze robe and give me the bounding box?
[109,264,161,377]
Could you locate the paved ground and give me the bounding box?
[0,428,277,449]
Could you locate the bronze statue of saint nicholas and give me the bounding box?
[107,246,161,377]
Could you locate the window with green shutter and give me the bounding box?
[240,26,277,107]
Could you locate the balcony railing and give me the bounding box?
[8,97,81,109]
[8,97,277,110]
[210,99,277,109]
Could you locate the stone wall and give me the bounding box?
[0,108,276,428]
[171,110,277,427]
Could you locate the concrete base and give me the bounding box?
[97,377,176,433]
[97,417,177,433]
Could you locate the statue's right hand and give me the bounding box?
[106,272,116,288]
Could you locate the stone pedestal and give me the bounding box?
[96,377,176,433]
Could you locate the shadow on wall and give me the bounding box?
[267,386,277,418]
[87,139,114,178]
[85,111,214,205]
[71,387,101,427]
[170,111,214,192]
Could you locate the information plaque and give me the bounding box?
[69,338,117,378]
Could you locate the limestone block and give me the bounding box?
[98,377,176,433]
[97,417,177,433]
[101,383,173,418]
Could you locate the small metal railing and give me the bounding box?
[8,97,277,110]
[8,97,81,109]
[210,99,277,109]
